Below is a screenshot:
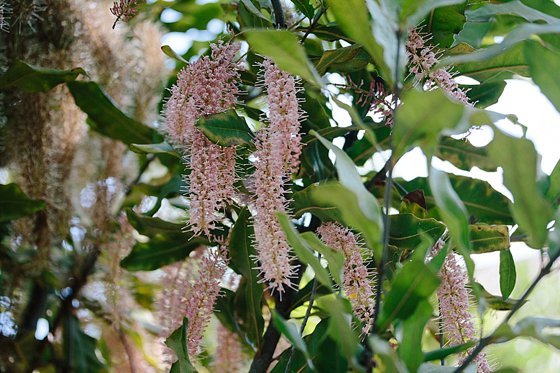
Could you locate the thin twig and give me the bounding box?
[301,5,327,43]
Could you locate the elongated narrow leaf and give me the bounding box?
[130,142,180,158]
[488,129,553,247]
[399,300,434,372]
[165,318,197,373]
[292,0,315,19]
[228,208,263,349]
[320,295,360,361]
[0,183,46,222]
[389,214,446,251]
[499,250,516,300]
[68,81,157,144]
[277,213,332,289]
[436,136,497,172]
[315,45,370,74]
[244,30,322,85]
[272,312,314,370]
[473,283,526,311]
[120,235,209,271]
[369,337,409,373]
[313,131,383,260]
[125,210,185,238]
[402,0,466,28]
[301,231,345,287]
[525,41,560,113]
[494,317,560,350]
[466,0,560,24]
[0,60,86,93]
[470,224,510,253]
[63,315,104,373]
[423,342,475,362]
[195,109,254,147]
[378,260,440,331]
[161,45,188,63]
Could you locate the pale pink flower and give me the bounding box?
[110,0,138,28]
[252,60,303,294]
[406,28,470,105]
[317,222,375,336]
[165,42,241,237]
[431,240,491,373]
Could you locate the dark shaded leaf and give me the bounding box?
[389,214,446,251]
[499,250,516,299]
[195,109,254,147]
[63,315,104,373]
[436,136,497,172]
[400,300,434,372]
[165,318,197,373]
[0,183,46,222]
[0,60,86,93]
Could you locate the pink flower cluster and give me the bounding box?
[165,43,240,237]
[252,59,303,294]
[431,240,491,373]
[406,28,470,104]
[317,222,375,336]
[110,0,138,28]
[183,249,228,357]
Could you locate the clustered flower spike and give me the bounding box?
[318,222,376,336]
[252,59,303,294]
[431,240,491,373]
[165,42,241,237]
[406,28,470,105]
[110,0,138,28]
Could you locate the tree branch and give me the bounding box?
[271,0,286,28]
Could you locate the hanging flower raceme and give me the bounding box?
[165,42,240,237]
[317,222,376,336]
[252,59,303,294]
[431,240,491,373]
[406,28,470,105]
[110,0,138,28]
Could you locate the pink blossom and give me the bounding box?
[431,240,491,373]
[252,60,303,294]
[406,28,470,104]
[165,42,241,237]
[317,222,375,336]
[110,0,138,28]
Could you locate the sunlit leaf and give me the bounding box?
[271,312,314,370]
[525,41,560,113]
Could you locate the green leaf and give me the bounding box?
[301,231,345,287]
[130,142,180,158]
[426,4,467,49]
[473,283,526,311]
[125,210,185,238]
[244,30,323,86]
[63,315,104,373]
[402,0,466,29]
[120,235,209,271]
[313,131,383,261]
[228,208,264,349]
[277,212,333,289]
[271,312,314,370]
[67,81,157,144]
[394,89,465,161]
[315,45,370,74]
[326,0,390,82]
[499,250,516,300]
[369,337,409,373]
[161,45,188,64]
[0,183,46,222]
[466,81,507,108]
[418,363,476,373]
[378,260,440,331]
[165,318,197,373]
[0,60,86,93]
[488,129,553,247]
[525,41,560,113]
[466,0,560,24]
[399,300,434,372]
[401,175,514,225]
[428,166,471,252]
[195,109,255,147]
[423,342,475,362]
[293,0,315,19]
[389,214,446,251]
[435,136,497,172]
[494,317,560,350]
[469,224,510,253]
[320,295,360,361]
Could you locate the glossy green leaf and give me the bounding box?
[195,109,254,147]
[125,209,185,238]
[120,235,209,271]
[165,318,197,373]
[292,0,315,19]
[313,131,383,260]
[426,4,467,49]
[423,342,475,362]
[402,0,465,29]
[525,41,560,113]
[315,45,370,74]
[130,142,180,158]
[68,81,157,144]
[0,183,46,222]
[326,0,390,82]
[469,224,510,253]
[436,136,497,172]
[466,81,507,108]
[0,60,86,93]
[63,315,104,373]
[320,295,360,361]
[429,166,471,252]
[401,175,514,225]
[228,208,263,349]
[488,129,553,247]
[389,214,446,251]
[161,45,188,64]
[244,30,322,85]
[301,231,345,287]
[378,260,440,331]
[499,249,516,300]
[399,300,434,372]
[277,212,333,289]
[271,311,314,370]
